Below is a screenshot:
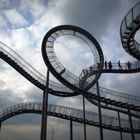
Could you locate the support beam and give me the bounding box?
[0,122,1,132]
[117,112,123,140]
[96,80,104,140]
[128,109,135,140]
[51,128,54,140]
[41,70,50,140]
[70,120,73,140]
[83,96,87,140]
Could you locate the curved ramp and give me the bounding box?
[1,42,140,112]
[120,2,140,60]
[1,102,140,133]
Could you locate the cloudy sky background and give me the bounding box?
[0,0,140,139]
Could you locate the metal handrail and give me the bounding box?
[0,42,72,93]
[120,1,140,58]
[1,102,140,130]
[1,42,140,106]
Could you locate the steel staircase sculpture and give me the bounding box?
[41,25,104,92]
[0,1,140,136]
[1,102,140,133]
[1,41,140,113]
[120,2,140,59]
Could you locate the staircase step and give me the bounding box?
[122,40,127,44]
[135,51,140,55]
[122,35,129,39]
[104,98,111,103]
[127,26,133,31]
[133,20,139,25]
[130,46,136,50]
[116,102,122,105]
[122,103,128,107]
[111,100,116,104]
[132,49,138,53]
[59,69,66,75]
[124,31,130,35]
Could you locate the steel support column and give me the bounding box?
[0,122,1,132]
[70,120,73,140]
[128,109,135,140]
[41,70,50,140]
[83,96,87,140]
[51,128,54,140]
[96,80,104,140]
[117,112,123,140]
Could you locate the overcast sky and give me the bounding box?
[0,0,140,140]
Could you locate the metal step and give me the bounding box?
[124,31,131,35]
[126,26,133,31]
[133,19,140,25]
[122,35,129,39]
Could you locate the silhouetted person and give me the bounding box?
[105,61,107,69]
[127,61,131,69]
[108,61,112,70]
[118,60,122,70]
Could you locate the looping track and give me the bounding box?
[0,1,140,134]
[41,25,104,92]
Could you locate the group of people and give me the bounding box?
[105,61,112,70]
[104,60,131,70]
[81,60,132,78]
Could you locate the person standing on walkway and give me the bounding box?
[127,61,131,69]
[118,60,122,70]
[105,61,107,69]
[108,61,112,70]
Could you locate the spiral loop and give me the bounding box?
[42,25,104,92]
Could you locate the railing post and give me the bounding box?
[125,17,127,28]
[96,80,104,140]
[117,112,123,140]
[40,70,50,140]
[128,109,135,140]
[131,8,134,21]
[70,120,73,140]
[83,96,87,140]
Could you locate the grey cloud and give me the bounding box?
[0,89,24,109]
[4,114,41,125]
[25,87,42,102]
[100,73,140,98]
[0,60,8,72]
[49,0,122,40]
[0,0,20,10]
[0,123,40,140]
